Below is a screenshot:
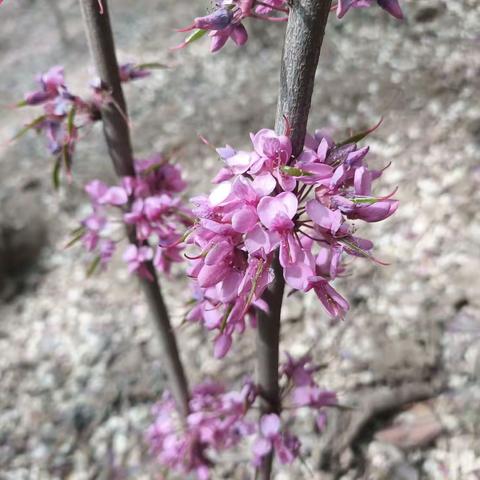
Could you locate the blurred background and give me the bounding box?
[1,0,479,479]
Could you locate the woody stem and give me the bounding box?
[256,0,332,478]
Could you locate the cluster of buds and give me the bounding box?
[185,123,398,358]
[13,63,155,186]
[334,0,403,19]
[74,154,192,278]
[175,0,289,53]
[147,353,336,479]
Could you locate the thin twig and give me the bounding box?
[79,0,190,417]
[317,381,443,472]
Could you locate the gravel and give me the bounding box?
[0,0,479,478]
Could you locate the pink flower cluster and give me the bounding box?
[185,126,398,357]
[175,0,288,53]
[335,0,403,19]
[78,154,192,278]
[147,353,335,479]
[14,64,152,183]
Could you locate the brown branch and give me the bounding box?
[317,381,443,473]
[79,0,189,417]
[256,1,332,478]
[275,0,332,156]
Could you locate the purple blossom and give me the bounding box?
[122,244,154,280]
[280,353,317,387]
[81,213,107,251]
[15,64,151,182]
[192,8,234,31]
[292,386,337,409]
[118,63,151,83]
[23,66,65,106]
[254,0,288,15]
[174,0,288,52]
[253,414,301,466]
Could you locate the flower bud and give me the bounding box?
[24,90,52,106]
[194,8,233,30]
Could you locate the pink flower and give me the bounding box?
[187,123,398,353]
[230,175,275,233]
[251,129,295,190]
[81,213,107,251]
[16,65,151,180]
[174,0,288,53]
[253,414,301,466]
[148,379,258,479]
[306,277,349,318]
[193,8,234,31]
[336,0,403,19]
[281,353,317,387]
[118,63,151,83]
[254,0,288,15]
[209,23,249,53]
[306,199,345,236]
[257,192,301,267]
[292,386,337,409]
[122,244,154,280]
[99,239,116,266]
[23,66,66,106]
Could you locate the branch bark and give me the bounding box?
[256,1,332,478]
[317,381,443,472]
[275,0,332,154]
[79,0,190,417]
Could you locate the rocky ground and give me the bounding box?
[1,0,480,479]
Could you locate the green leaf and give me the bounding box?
[86,256,101,277]
[185,29,207,46]
[281,165,313,177]
[136,62,170,70]
[350,196,379,205]
[62,144,72,179]
[339,238,388,266]
[64,227,86,248]
[339,238,370,259]
[11,115,46,142]
[143,161,167,176]
[66,106,76,134]
[281,166,303,176]
[52,156,62,190]
[220,304,233,333]
[337,117,383,147]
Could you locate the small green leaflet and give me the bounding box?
[220,304,233,333]
[136,62,170,70]
[185,29,207,46]
[281,166,313,177]
[52,155,62,190]
[86,256,101,277]
[64,227,86,249]
[66,106,76,134]
[350,196,380,205]
[337,117,383,147]
[11,115,46,142]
